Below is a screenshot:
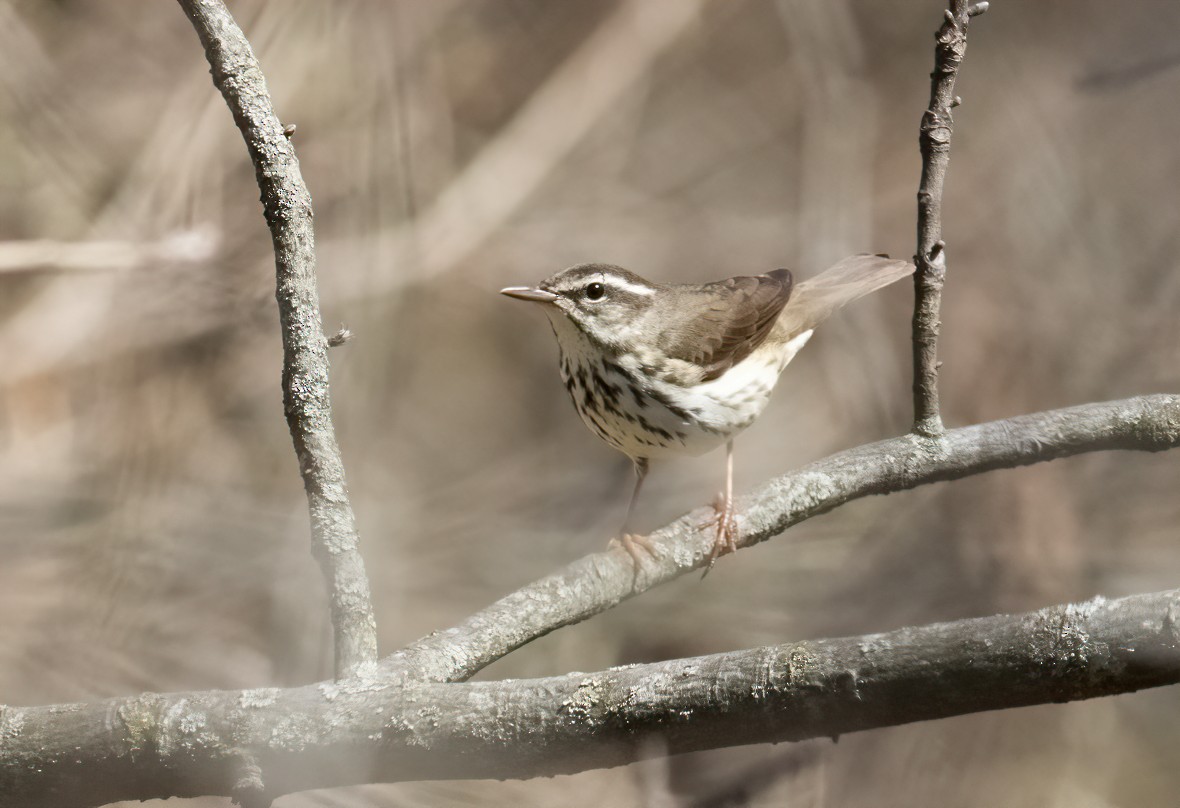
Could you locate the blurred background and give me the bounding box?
[2,0,1178,805]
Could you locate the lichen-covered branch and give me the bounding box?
[175,0,377,678]
[912,0,986,436]
[388,394,1180,683]
[5,588,1180,806]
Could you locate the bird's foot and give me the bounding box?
[702,492,738,576]
[609,532,659,570]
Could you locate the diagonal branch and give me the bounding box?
[176,0,377,679]
[383,0,1003,687]
[6,587,1180,806]
[912,0,987,436]
[386,394,1180,683]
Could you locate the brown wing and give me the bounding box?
[654,269,793,382]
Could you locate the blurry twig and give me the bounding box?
[1077,50,1180,91]
[7,586,1180,804]
[912,0,986,436]
[687,745,823,808]
[386,394,1180,683]
[366,0,704,291]
[9,2,1180,804]
[0,0,702,381]
[176,0,377,680]
[0,229,219,273]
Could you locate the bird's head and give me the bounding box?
[501,263,658,352]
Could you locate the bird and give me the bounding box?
[500,253,913,570]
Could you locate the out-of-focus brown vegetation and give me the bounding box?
[1,1,1178,805]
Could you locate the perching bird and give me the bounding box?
[501,253,913,569]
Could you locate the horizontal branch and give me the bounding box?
[387,394,1180,683]
[5,588,1180,805]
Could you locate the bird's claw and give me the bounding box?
[609,532,658,570]
[702,492,738,576]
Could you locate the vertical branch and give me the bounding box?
[912,0,987,437]
[176,0,377,679]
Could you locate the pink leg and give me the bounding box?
[609,458,658,568]
[704,440,737,572]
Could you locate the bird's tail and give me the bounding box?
[775,253,913,338]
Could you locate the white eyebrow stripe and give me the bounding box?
[606,278,656,296]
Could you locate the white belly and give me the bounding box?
[560,330,813,461]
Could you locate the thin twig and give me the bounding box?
[6,587,1180,805]
[912,0,985,436]
[175,0,377,679]
[386,394,1180,684]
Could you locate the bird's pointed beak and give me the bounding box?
[500,286,559,304]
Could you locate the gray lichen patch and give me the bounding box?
[160,700,222,756]
[415,704,442,730]
[559,678,604,726]
[1162,596,1180,644]
[857,636,892,659]
[117,695,167,759]
[668,535,701,568]
[760,471,838,524]
[786,647,816,687]
[383,711,430,748]
[0,706,26,740]
[267,711,321,752]
[901,431,951,477]
[1025,596,1114,686]
[177,708,207,736]
[238,688,281,709]
[1125,396,1180,446]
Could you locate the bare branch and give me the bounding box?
[175,0,377,678]
[912,0,984,436]
[387,394,1180,684]
[5,588,1180,805]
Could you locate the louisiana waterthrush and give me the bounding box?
[501,253,913,570]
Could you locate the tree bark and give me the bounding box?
[175,0,377,680]
[7,2,1180,806]
[387,394,1180,684]
[912,0,986,435]
[4,588,1179,806]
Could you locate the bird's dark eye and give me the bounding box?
[585,282,605,301]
